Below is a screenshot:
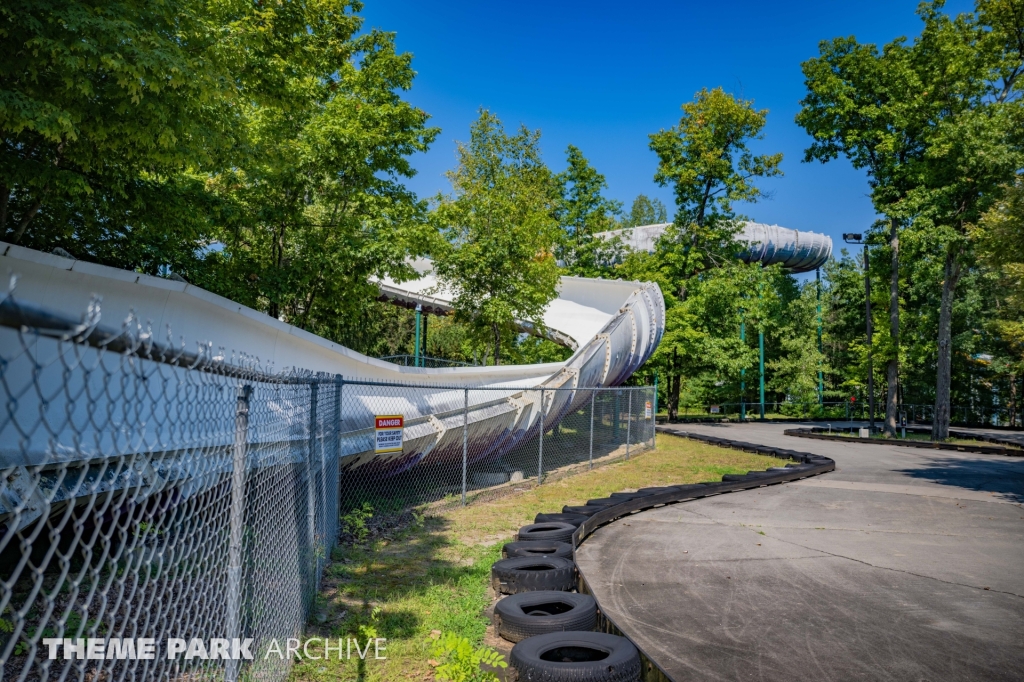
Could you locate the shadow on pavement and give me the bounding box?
[897,457,1024,504]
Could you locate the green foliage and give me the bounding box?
[650,87,782,232]
[647,88,783,296]
[201,1,439,342]
[358,605,382,640]
[429,632,506,682]
[553,145,624,276]
[623,194,668,227]
[0,0,243,244]
[1,0,438,357]
[431,109,561,365]
[767,283,828,404]
[628,88,787,416]
[340,502,374,544]
[974,178,1024,379]
[798,0,1024,431]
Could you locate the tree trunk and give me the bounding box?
[0,184,8,235]
[493,322,501,366]
[932,246,963,442]
[884,218,900,437]
[12,196,44,244]
[1009,373,1018,427]
[668,374,680,421]
[667,347,680,421]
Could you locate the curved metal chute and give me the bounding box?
[598,221,833,274]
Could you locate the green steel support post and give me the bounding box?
[759,329,765,420]
[740,317,746,421]
[817,268,823,406]
[414,304,422,368]
[422,311,428,366]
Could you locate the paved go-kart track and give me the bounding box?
[575,422,1024,681]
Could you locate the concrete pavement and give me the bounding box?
[575,422,1024,681]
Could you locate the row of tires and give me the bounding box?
[489,486,689,682]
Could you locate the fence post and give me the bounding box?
[625,389,632,459]
[462,388,469,505]
[537,389,545,483]
[226,384,251,682]
[332,375,343,546]
[613,390,620,439]
[308,382,319,586]
[589,391,595,469]
[652,377,658,449]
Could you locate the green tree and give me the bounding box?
[0,0,243,246]
[974,178,1024,423]
[623,194,668,227]
[622,89,786,418]
[797,30,924,435]
[1,0,437,355]
[799,0,1024,439]
[431,110,561,365]
[768,282,830,407]
[648,87,783,297]
[554,145,622,276]
[203,4,438,344]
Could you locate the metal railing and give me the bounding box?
[0,295,654,681]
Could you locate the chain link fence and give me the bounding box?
[662,400,1020,427]
[0,295,654,682]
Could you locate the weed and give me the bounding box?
[340,502,374,544]
[429,632,506,682]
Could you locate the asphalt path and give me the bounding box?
[575,422,1024,681]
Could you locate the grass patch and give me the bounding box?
[829,431,1021,449]
[288,433,780,682]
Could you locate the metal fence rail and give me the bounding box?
[0,296,654,682]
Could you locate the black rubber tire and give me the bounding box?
[502,540,573,559]
[508,631,640,682]
[584,497,620,507]
[535,512,587,527]
[517,522,576,544]
[636,486,680,494]
[491,556,576,594]
[561,505,606,516]
[607,491,651,500]
[494,591,597,643]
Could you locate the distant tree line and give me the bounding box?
[2,0,1022,436]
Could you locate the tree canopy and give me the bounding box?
[553,145,622,277]
[430,110,561,365]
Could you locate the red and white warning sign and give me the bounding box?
[645,401,653,419]
[374,415,404,453]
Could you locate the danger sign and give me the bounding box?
[374,415,404,453]
[645,401,652,419]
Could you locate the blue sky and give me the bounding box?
[360,0,974,262]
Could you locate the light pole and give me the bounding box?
[843,233,875,432]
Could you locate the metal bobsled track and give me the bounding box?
[0,242,665,484]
